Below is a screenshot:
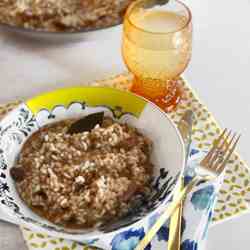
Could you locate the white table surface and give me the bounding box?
[0,0,250,249]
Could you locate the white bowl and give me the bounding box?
[0,86,185,248]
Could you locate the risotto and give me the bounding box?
[10,116,154,228]
[0,0,134,32]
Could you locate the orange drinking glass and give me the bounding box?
[122,0,192,112]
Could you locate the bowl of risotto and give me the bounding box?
[0,86,185,248]
[0,0,134,42]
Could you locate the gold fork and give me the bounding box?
[135,129,240,250]
[199,129,240,176]
[167,128,241,250]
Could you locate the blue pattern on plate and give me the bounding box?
[111,227,151,250]
[191,185,215,211]
[148,212,187,242]
[184,175,193,185]
[148,213,169,241]
[156,224,169,242]
[181,239,198,250]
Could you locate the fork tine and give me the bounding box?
[200,128,227,166]
[213,128,227,146]
[209,129,232,169]
[216,134,241,173]
[218,130,232,149]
